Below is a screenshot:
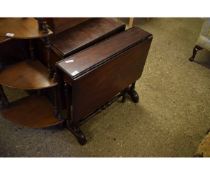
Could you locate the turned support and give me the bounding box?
[36,18,54,78]
[127,82,139,103]
[37,18,48,32]
[66,120,87,145]
[64,82,87,145]
[43,36,54,78]
[121,82,139,103]
[189,45,203,62]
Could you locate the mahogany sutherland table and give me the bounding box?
[57,27,153,144]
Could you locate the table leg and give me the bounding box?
[189,45,203,62]
[127,82,139,103]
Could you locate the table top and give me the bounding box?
[0,18,52,39]
[57,27,152,79]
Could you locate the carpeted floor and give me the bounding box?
[0,18,210,157]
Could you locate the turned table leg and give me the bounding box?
[66,120,87,145]
[64,82,87,145]
[189,45,203,62]
[127,82,139,103]
[43,37,54,78]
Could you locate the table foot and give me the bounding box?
[127,83,139,103]
[189,45,203,62]
[66,121,87,145]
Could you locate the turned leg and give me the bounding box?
[0,85,9,107]
[189,45,203,62]
[43,37,54,78]
[37,18,54,77]
[66,120,87,145]
[64,82,87,145]
[127,82,139,103]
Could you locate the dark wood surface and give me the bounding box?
[46,18,90,34]
[0,18,52,39]
[58,27,152,80]
[0,60,57,90]
[0,39,29,67]
[51,18,125,57]
[0,36,11,44]
[57,27,153,123]
[0,95,62,128]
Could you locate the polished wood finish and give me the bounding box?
[0,95,62,128]
[0,36,11,44]
[0,60,57,90]
[57,27,153,144]
[58,27,152,80]
[0,39,29,68]
[46,18,90,34]
[0,18,52,39]
[51,18,125,57]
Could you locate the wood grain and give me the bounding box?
[0,60,57,90]
[51,18,125,57]
[46,18,90,34]
[58,27,152,79]
[0,95,62,128]
[0,18,52,39]
[57,27,153,123]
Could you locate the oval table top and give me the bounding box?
[0,18,52,39]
